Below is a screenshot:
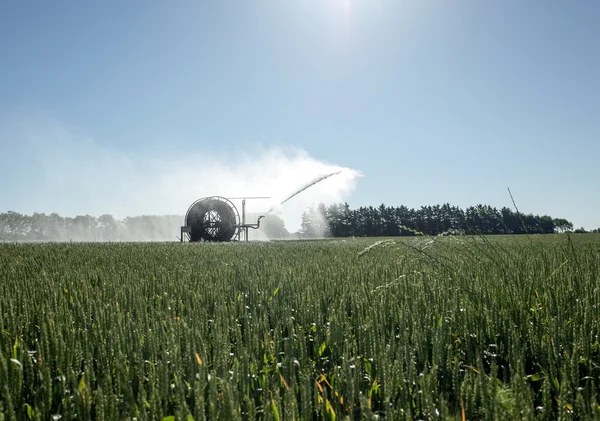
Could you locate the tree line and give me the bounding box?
[0,212,184,242]
[0,204,595,242]
[298,203,595,238]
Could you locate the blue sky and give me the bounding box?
[1,0,599,230]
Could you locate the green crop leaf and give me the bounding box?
[25,403,34,420]
[325,399,336,421]
[13,336,18,359]
[78,375,86,392]
[526,373,544,382]
[271,399,280,421]
[318,341,327,357]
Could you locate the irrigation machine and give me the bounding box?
[180,196,270,242]
[179,170,344,242]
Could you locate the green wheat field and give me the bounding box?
[1,234,600,420]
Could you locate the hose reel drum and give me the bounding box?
[181,196,267,242]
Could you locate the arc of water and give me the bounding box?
[265,170,342,215]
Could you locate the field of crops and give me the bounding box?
[1,234,600,420]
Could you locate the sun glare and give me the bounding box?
[331,0,352,17]
[324,0,355,32]
[340,0,352,14]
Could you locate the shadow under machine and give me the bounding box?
[180,196,269,242]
